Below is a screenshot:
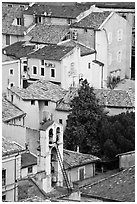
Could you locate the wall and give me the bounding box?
[23,14,34,27]
[107,107,134,116]
[103,12,132,80]
[2,123,26,147]
[28,58,62,83]
[70,28,95,49]
[66,163,95,187]
[61,47,80,89]
[2,154,21,201]
[2,34,25,48]
[26,127,40,155]
[119,152,135,169]
[2,59,20,93]
[21,165,37,178]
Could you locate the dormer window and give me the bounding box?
[35,16,42,24]
[17,18,22,26]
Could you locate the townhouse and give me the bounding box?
[2,137,25,201]
[70,8,132,87]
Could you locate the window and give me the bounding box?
[2,169,6,186]
[41,60,44,65]
[6,34,10,45]
[8,4,12,7]
[20,5,24,8]
[17,18,21,25]
[108,53,112,65]
[117,29,123,41]
[9,83,14,88]
[35,16,42,24]
[51,68,55,78]
[78,167,85,180]
[23,60,27,64]
[32,66,37,75]
[2,195,6,201]
[108,32,112,44]
[88,63,91,69]
[59,119,62,124]
[24,66,27,72]
[67,19,72,25]
[9,68,14,75]
[28,166,33,174]
[117,50,122,62]
[45,101,48,106]
[41,67,45,76]
[11,94,13,102]
[31,100,35,105]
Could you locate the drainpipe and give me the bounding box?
[19,59,22,88]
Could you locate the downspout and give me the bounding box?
[19,59,22,88]
[14,155,17,201]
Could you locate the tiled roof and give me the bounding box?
[3,41,35,59]
[116,150,135,157]
[39,120,54,131]
[56,87,135,112]
[71,11,111,29]
[63,149,100,169]
[60,40,96,56]
[24,3,91,19]
[2,4,27,35]
[21,152,37,168]
[83,2,135,9]
[2,97,26,122]
[27,44,74,61]
[82,166,135,202]
[2,137,24,157]
[28,24,69,44]
[94,89,134,108]
[9,80,67,102]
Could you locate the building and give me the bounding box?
[2,137,25,201]
[116,151,135,170]
[21,151,37,179]
[6,80,66,130]
[71,9,132,87]
[2,97,26,126]
[63,149,100,188]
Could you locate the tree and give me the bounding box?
[64,79,104,154]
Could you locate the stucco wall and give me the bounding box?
[119,153,135,169]
[2,123,26,147]
[2,34,25,48]
[2,60,20,93]
[23,14,34,27]
[21,165,37,178]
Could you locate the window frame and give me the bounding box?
[117,50,122,62]
[32,66,38,75]
[2,169,6,186]
[88,62,91,69]
[9,68,14,76]
[41,67,45,76]
[6,34,10,45]
[31,100,35,105]
[44,101,48,106]
[59,119,63,124]
[17,18,22,26]
[50,68,56,78]
[78,166,85,181]
[28,166,33,174]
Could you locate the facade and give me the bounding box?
[116,151,135,170]
[2,137,24,201]
[71,9,132,87]
[63,149,100,187]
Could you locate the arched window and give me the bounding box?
[49,129,53,144]
[56,127,60,143]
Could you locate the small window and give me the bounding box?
[79,167,85,180]
[28,166,33,174]
[59,119,62,124]
[67,19,72,25]
[9,68,14,75]
[41,67,45,76]
[41,60,44,65]
[23,60,27,64]
[117,29,123,41]
[17,18,21,25]
[11,95,13,102]
[88,63,91,69]
[32,66,37,75]
[45,101,48,106]
[20,5,24,8]
[51,69,55,78]
[2,169,6,186]
[8,4,12,7]
[10,83,14,88]
[6,34,10,45]
[84,28,87,32]
[24,66,27,72]
[38,17,41,23]
[31,100,35,105]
